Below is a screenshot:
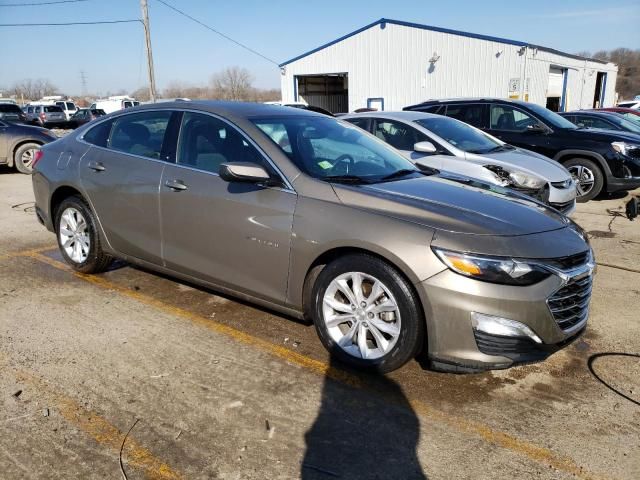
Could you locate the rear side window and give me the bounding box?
[444,104,486,128]
[27,106,34,113]
[574,115,615,130]
[420,105,445,114]
[109,111,172,159]
[66,102,76,110]
[83,119,114,147]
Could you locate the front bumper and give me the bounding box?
[417,257,594,372]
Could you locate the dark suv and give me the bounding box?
[404,98,640,201]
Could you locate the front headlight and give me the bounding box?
[432,248,551,286]
[483,165,546,189]
[612,142,640,156]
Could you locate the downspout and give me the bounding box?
[520,46,528,100]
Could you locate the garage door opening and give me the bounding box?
[546,66,566,112]
[295,74,348,114]
[593,72,607,108]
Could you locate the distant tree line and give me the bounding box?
[577,48,640,101]
[132,66,280,103]
[2,66,279,104]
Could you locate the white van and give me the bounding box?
[89,96,140,114]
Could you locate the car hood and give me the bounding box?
[332,174,569,236]
[464,148,570,182]
[567,127,640,143]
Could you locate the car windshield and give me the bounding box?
[414,117,502,154]
[615,116,640,133]
[526,103,577,129]
[252,116,422,183]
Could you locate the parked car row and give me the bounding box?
[32,101,596,373]
[402,98,640,201]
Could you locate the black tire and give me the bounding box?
[14,142,40,174]
[563,157,604,202]
[311,253,424,372]
[55,196,113,274]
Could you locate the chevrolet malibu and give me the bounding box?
[32,102,594,373]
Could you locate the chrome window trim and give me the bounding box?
[76,107,296,194]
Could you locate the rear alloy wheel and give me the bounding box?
[564,158,604,202]
[312,254,424,372]
[14,142,40,174]
[55,196,112,273]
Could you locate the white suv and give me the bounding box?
[55,101,78,121]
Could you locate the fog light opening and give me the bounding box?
[471,312,542,344]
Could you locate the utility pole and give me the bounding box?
[140,0,157,102]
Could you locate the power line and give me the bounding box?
[0,19,141,26]
[154,0,279,66]
[0,0,89,6]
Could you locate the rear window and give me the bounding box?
[45,106,63,113]
[0,104,22,113]
[83,119,114,147]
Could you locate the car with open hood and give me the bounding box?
[32,101,594,373]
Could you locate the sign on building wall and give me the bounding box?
[508,78,529,101]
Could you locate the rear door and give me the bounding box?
[79,110,175,264]
[159,111,296,302]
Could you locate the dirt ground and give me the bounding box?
[1,168,638,480]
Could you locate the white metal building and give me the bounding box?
[279,19,618,114]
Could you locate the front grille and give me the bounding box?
[547,275,592,331]
[550,200,574,214]
[543,251,590,270]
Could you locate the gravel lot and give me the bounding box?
[0,169,638,479]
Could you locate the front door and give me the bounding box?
[486,104,552,157]
[160,111,296,302]
[79,110,173,264]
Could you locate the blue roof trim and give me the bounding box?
[279,18,608,67]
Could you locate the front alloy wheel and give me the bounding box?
[564,158,604,202]
[568,165,595,198]
[312,253,424,372]
[322,272,402,360]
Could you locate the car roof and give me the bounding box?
[562,111,621,119]
[342,111,441,121]
[133,100,323,120]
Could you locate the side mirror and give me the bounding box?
[526,123,547,134]
[219,162,272,184]
[414,141,437,153]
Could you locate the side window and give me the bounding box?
[420,105,445,114]
[84,119,114,147]
[27,106,34,113]
[373,119,427,151]
[490,105,537,131]
[255,121,292,154]
[109,111,171,159]
[575,116,615,130]
[345,117,370,131]
[177,112,266,174]
[445,104,485,128]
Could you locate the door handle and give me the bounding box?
[87,161,105,172]
[164,179,188,191]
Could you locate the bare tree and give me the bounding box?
[576,48,640,100]
[210,67,253,100]
[11,78,58,101]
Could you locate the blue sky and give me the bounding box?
[1,0,638,96]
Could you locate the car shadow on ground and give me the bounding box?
[301,353,428,479]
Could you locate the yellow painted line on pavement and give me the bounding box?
[0,245,55,261]
[27,250,611,480]
[14,369,183,480]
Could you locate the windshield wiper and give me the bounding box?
[323,175,372,184]
[378,169,421,182]
[488,145,515,153]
